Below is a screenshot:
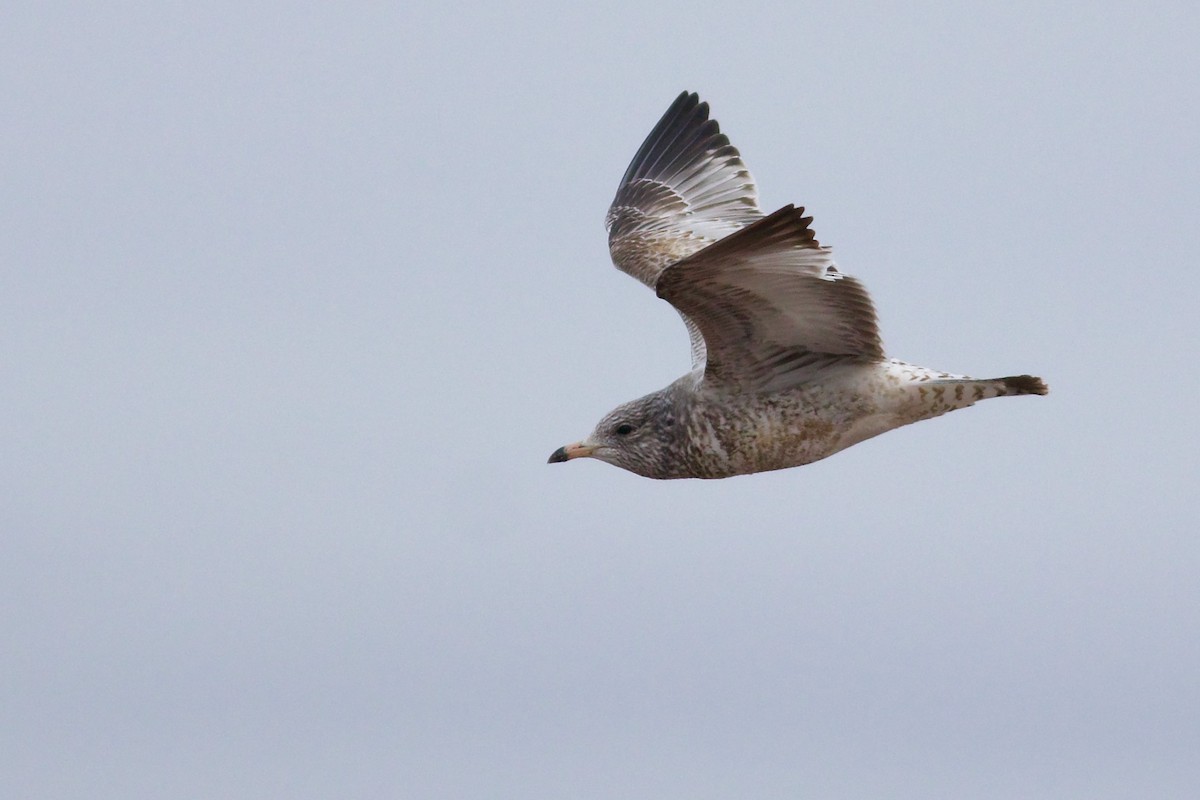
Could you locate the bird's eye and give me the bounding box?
[615,423,636,436]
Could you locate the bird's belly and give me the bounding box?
[683,388,875,478]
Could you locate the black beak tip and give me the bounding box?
[548,446,569,464]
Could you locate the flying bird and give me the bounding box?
[549,92,1047,479]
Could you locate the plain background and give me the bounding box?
[4,3,1198,798]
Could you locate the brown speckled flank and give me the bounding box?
[549,93,1048,479]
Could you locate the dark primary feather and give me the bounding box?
[606,91,762,288]
[656,205,884,392]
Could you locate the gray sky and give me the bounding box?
[4,3,1198,798]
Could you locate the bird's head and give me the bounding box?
[548,390,679,479]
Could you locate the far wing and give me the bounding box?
[606,92,763,368]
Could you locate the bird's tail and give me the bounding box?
[993,374,1050,396]
[882,361,1049,426]
[923,373,1050,406]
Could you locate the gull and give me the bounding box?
[549,91,1047,479]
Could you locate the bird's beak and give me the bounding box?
[548,441,595,463]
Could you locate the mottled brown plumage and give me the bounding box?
[548,92,1047,479]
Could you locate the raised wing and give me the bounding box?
[606,92,763,368]
[656,205,884,392]
[607,91,763,285]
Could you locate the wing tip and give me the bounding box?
[741,204,821,248]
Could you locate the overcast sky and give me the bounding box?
[3,3,1198,798]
